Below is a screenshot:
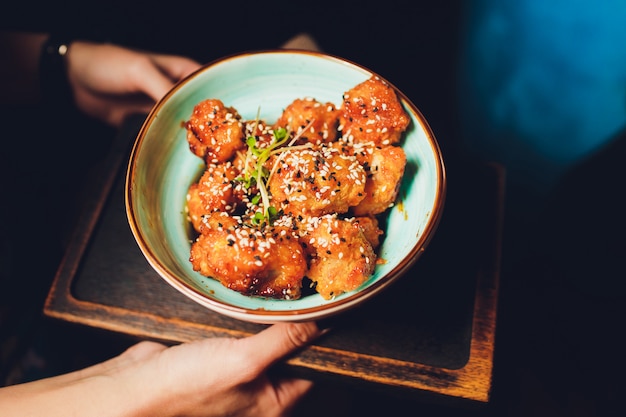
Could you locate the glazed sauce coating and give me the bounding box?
[185,76,410,300]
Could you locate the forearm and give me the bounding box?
[1,374,146,417]
[0,352,169,417]
[0,31,48,105]
[0,324,322,417]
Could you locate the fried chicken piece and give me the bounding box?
[353,215,383,249]
[352,144,407,216]
[184,80,411,300]
[267,145,366,217]
[244,119,276,148]
[339,76,410,146]
[300,214,377,300]
[189,212,307,300]
[274,98,340,145]
[185,99,246,164]
[186,162,244,233]
[232,119,282,178]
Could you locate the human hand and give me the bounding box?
[130,321,324,417]
[0,321,323,417]
[65,41,201,127]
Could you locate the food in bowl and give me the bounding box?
[125,50,446,323]
[184,76,409,300]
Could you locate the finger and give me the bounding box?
[95,102,153,128]
[273,377,315,413]
[132,55,200,103]
[151,54,202,82]
[105,102,155,128]
[240,322,322,370]
[129,62,179,103]
[125,54,199,105]
[280,33,321,52]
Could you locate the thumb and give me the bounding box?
[151,54,201,83]
[240,322,322,371]
[132,63,179,102]
[140,55,201,101]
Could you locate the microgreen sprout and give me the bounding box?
[236,116,316,226]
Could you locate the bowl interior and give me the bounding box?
[126,51,445,322]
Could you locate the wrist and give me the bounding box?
[39,35,74,107]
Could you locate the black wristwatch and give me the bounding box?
[39,35,74,107]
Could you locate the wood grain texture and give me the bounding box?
[44,117,503,403]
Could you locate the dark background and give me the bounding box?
[1,0,464,154]
[2,2,625,416]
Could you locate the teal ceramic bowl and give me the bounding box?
[126,50,446,323]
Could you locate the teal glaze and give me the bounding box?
[126,51,446,323]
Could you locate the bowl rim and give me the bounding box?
[125,49,447,322]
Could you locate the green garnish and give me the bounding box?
[236,115,315,226]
